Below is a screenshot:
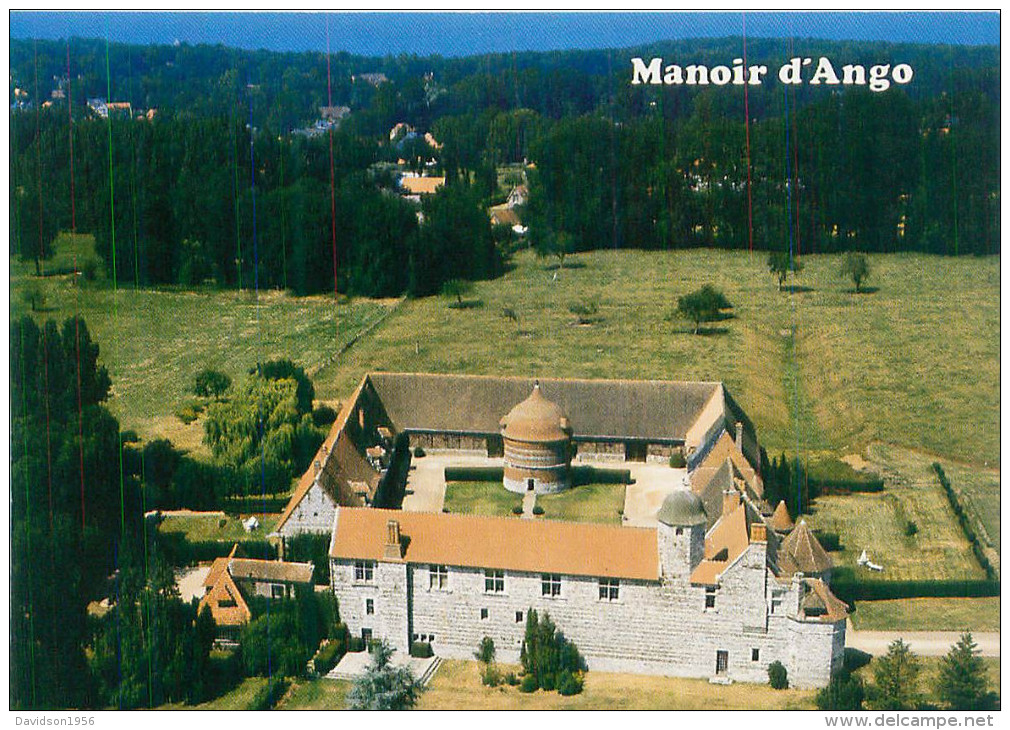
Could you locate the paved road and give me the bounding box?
[846,622,1000,657]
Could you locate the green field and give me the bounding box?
[157,512,280,542]
[278,678,350,710]
[11,235,395,453]
[851,597,1001,632]
[537,482,625,525]
[443,481,522,517]
[805,444,986,582]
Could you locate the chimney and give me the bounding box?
[384,519,403,560]
[735,422,744,452]
[722,489,739,517]
[750,523,767,543]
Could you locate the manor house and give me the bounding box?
[274,373,845,688]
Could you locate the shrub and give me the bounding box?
[816,672,864,710]
[475,636,496,664]
[413,446,426,458]
[348,636,366,653]
[481,663,502,687]
[410,641,434,658]
[557,669,584,696]
[904,520,919,537]
[519,674,538,693]
[313,639,346,676]
[312,404,338,428]
[669,451,686,468]
[250,677,289,710]
[194,369,232,399]
[768,661,789,689]
[520,609,587,693]
[532,505,545,516]
[175,404,200,425]
[504,672,519,686]
[511,504,523,515]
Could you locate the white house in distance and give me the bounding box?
[274,372,846,688]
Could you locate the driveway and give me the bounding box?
[846,622,1000,657]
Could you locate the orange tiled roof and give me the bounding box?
[198,565,251,627]
[690,502,751,586]
[694,431,761,496]
[330,507,660,581]
[802,578,848,622]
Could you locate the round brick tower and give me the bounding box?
[500,381,572,494]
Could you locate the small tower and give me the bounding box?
[500,381,573,494]
[656,490,707,578]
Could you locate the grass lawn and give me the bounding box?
[938,459,1001,556]
[851,598,1001,632]
[443,481,522,517]
[805,443,986,582]
[158,512,280,542]
[537,482,625,525]
[11,234,395,453]
[277,678,350,710]
[416,660,816,710]
[161,677,269,710]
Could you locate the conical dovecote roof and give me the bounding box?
[770,501,795,532]
[779,519,833,575]
[500,382,571,443]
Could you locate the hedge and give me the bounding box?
[444,465,504,482]
[806,459,884,494]
[410,641,434,658]
[831,570,1000,603]
[933,463,997,580]
[313,639,346,676]
[157,532,277,566]
[250,677,289,711]
[571,465,632,485]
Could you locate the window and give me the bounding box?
[541,574,562,597]
[751,648,760,662]
[480,608,489,620]
[366,599,374,615]
[705,586,717,609]
[271,583,285,600]
[675,527,684,535]
[484,569,505,593]
[354,560,374,582]
[429,564,448,590]
[598,578,620,601]
[515,611,524,623]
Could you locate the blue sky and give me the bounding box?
[9,12,1000,56]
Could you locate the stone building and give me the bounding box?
[272,371,845,687]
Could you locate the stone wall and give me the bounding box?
[330,533,844,687]
[408,432,489,454]
[279,481,336,537]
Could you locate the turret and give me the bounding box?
[656,490,707,578]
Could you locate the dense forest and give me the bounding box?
[10,36,1000,298]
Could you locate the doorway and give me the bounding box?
[715,650,729,675]
[625,442,648,462]
[527,478,535,491]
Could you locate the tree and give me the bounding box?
[534,230,575,270]
[347,640,425,710]
[475,636,496,664]
[194,369,232,399]
[840,252,871,293]
[816,672,865,710]
[868,639,921,710]
[676,285,732,335]
[440,278,474,307]
[768,660,789,689]
[936,632,991,710]
[519,609,586,693]
[767,251,804,291]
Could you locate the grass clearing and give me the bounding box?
[416,659,816,710]
[537,482,625,525]
[278,678,350,710]
[11,237,395,451]
[851,597,1001,632]
[805,443,986,582]
[158,512,280,542]
[443,481,522,517]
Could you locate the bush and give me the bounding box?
[511,504,523,515]
[194,369,232,399]
[312,404,338,428]
[519,674,538,693]
[481,663,502,687]
[904,520,919,537]
[532,505,545,516]
[347,636,366,653]
[175,404,200,425]
[669,451,686,468]
[557,669,583,696]
[504,672,519,686]
[520,609,587,693]
[410,641,434,659]
[768,661,789,689]
[313,639,346,676]
[444,465,504,482]
[816,671,865,710]
[413,446,426,458]
[250,677,289,710]
[475,636,496,664]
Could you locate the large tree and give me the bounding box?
[936,632,992,710]
[868,639,921,710]
[676,285,732,335]
[347,640,425,710]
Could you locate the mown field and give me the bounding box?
[157,512,280,542]
[851,597,1001,632]
[11,234,395,453]
[805,443,986,582]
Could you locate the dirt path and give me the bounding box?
[846,622,1000,657]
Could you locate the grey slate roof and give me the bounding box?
[657,490,708,527]
[366,373,723,442]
